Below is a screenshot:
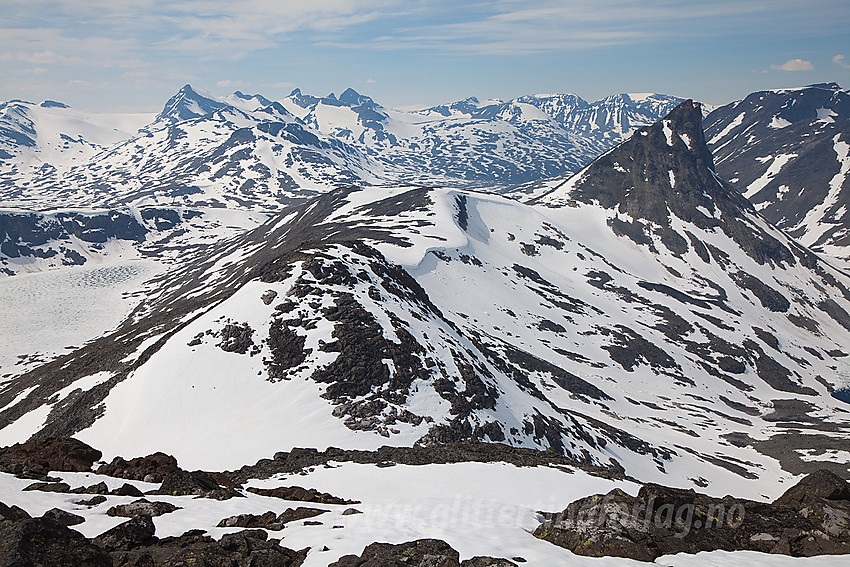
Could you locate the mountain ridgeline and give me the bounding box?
[1,100,848,494]
[704,82,850,261]
[0,85,686,211]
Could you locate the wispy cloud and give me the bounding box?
[217,79,247,88]
[771,58,814,71]
[834,54,850,68]
[317,0,833,55]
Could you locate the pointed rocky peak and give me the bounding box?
[319,92,347,108]
[154,84,228,125]
[287,88,321,110]
[541,100,795,265]
[232,91,273,107]
[338,88,376,108]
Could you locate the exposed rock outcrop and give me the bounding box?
[0,437,101,478]
[96,452,180,483]
[534,469,850,560]
[246,485,358,505]
[330,539,517,566]
[0,513,111,566]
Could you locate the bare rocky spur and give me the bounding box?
[534,469,850,561]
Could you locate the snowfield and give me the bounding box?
[0,259,160,378]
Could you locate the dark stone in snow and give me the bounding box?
[154,469,241,500]
[246,485,358,505]
[106,498,181,518]
[93,514,157,552]
[43,507,86,526]
[97,452,180,483]
[0,437,101,477]
[534,469,850,560]
[0,516,111,566]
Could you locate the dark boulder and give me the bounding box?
[217,511,281,530]
[23,481,71,492]
[43,507,86,526]
[461,558,518,566]
[97,452,180,483]
[277,507,329,525]
[113,483,146,497]
[106,499,181,518]
[330,538,461,566]
[534,470,850,560]
[0,502,30,521]
[93,514,157,552]
[774,469,850,507]
[108,528,307,567]
[246,485,358,505]
[76,494,108,507]
[0,437,101,477]
[71,481,110,494]
[154,469,241,499]
[0,516,111,566]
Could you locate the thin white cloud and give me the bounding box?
[834,54,850,68]
[217,79,246,88]
[771,58,814,71]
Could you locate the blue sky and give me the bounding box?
[2,0,849,112]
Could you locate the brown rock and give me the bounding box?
[96,452,179,483]
[0,437,101,477]
[246,485,358,505]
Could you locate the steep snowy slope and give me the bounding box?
[0,101,847,499]
[704,83,850,262]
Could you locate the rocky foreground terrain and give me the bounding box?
[1,437,849,566]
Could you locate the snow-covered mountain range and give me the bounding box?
[704,82,850,262]
[0,85,687,211]
[2,80,850,566]
[2,100,848,500]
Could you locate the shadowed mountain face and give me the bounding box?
[539,100,795,267]
[704,83,850,261]
[1,101,849,494]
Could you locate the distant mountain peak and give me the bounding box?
[39,100,69,109]
[806,82,842,90]
[154,83,228,126]
[542,99,793,265]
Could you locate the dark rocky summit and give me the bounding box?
[534,469,850,560]
[704,83,850,258]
